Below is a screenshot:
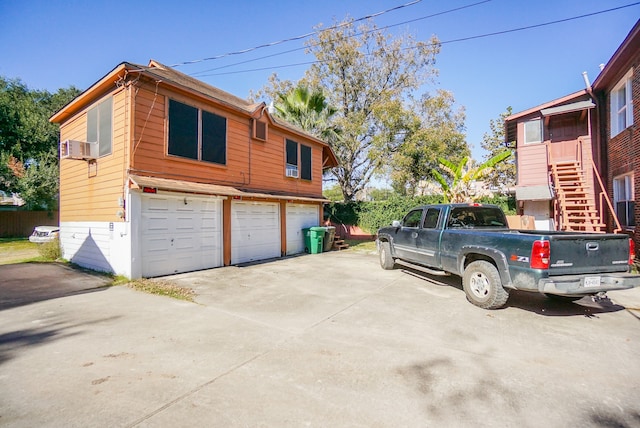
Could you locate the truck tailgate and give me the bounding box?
[548,234,630,275]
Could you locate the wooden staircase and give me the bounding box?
[550,160,606,232]
[332,234,350,250]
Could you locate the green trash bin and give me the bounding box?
[303,227,325,254]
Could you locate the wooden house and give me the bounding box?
[50,60,338,278]
[505,90,610,231]
[591,19,639,248]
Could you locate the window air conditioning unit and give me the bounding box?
[285,166,299,178]
[60,140,98,160]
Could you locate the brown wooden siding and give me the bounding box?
[59,89,129,223]
[517,143,549,186]
[129,84,325,198]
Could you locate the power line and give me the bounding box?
[171,0,423,67]
[190,0,492,78]
[195,2,640,78]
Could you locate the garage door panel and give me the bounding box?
[141,195,223,277]
[231,201,280,264]
[286,204,319,255]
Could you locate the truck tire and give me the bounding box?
[462,260,509,309]
[379,241,395,270]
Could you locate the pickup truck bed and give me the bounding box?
[377,203,640,309]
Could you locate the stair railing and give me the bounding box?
[590,158,622,233]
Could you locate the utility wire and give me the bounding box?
[190,0,491,77]
[195,2,640,78]
[171,0,423,67]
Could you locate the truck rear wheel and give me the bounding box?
[462,261,509,309]
[379,241,395,270]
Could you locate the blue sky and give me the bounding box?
[1,0,638,166]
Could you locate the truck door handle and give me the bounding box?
[412,232,418,239]
[586,242,599,251]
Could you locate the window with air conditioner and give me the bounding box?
[168,99,226,165]
[614,173,635,227]
[610,69,633,137]
[87,96,113,157]
[285,139,312,180]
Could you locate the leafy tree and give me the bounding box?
[322,184,344,202]
[303,19,441,201]
[432,151,512,203]
[18,149,60,210]
[389,90,468,196]
[481,107,515,191]
[273,86,340,143]
[0,76,80,209]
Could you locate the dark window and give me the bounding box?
[168,99,226,165]
[286,139,298,167]
[202,110,226,164]
[87,97,112,157]
[422,208,440,229]
[403,209,423,228]
[300,144,312,180]
[168,99,198,160]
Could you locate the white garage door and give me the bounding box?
[286,204,319,255]
[141,194,223,277]
[231,201,280,264]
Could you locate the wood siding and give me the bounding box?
[130,84,325,198]
[59,88,129,223]
[517,143,549,186]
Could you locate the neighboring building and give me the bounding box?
[50,60,338,278]
[505,90,606,231]
[591,19,639,248]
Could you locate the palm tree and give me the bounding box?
[274,86,340,143]
[432,151,512,203]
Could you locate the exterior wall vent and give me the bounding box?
[252,119,268,141]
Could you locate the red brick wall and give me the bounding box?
[605,57,639,252]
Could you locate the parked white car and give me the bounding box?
[29,226,60,243]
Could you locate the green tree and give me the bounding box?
[432,151,512,203]
[18,149,59,210]
[389,90,468,196]
[0,76,80,208]
[481,107,515,191]
[301,19,441,201]
[273,86,340,143]
[322,184,344,202]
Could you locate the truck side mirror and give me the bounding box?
[392,220,401,227]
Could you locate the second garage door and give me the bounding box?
[285,203,319,255]
[231,201,281,264]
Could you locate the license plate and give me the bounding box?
[584,276,601,288]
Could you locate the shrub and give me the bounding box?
[38,237,61,261]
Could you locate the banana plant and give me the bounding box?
[432,151,512,203]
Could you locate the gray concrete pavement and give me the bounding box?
[1,252,640,427]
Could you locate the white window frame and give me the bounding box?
[610,68,634,137]
[523,119,542,144]
[613,172,635,227]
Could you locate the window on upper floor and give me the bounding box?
[610,69,634,138]
[614,173,635,227]
[87,96,113,157]
[168,99,226,165]
[285,139,311,180]
[524,119,542,144]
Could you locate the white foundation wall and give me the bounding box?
[60,221,132,277]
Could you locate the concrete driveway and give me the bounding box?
[1,252,640,427]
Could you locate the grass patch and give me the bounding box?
[345,239,377,253]
[0,238,41,264]
[127,278,195,302]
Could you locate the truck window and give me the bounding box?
[402,209,423,228]
[448,207,507,228]
[422,208,441,229]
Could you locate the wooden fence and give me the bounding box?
[0,211,59,238]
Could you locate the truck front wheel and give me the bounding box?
[462,261,509,309]
[379,241,395,270]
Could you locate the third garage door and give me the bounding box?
[231,201,281,264]
[285,203,319,255]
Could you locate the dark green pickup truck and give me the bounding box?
[376,203,640,309]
